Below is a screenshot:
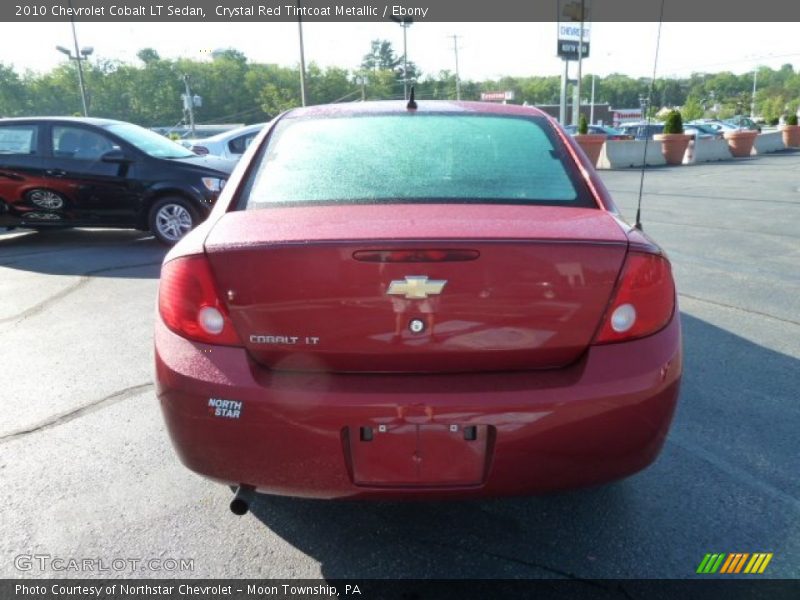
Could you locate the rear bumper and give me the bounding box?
[155,314,682,499]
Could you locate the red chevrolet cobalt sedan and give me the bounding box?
[155,101,681,512]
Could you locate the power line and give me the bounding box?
[661,52,800,75]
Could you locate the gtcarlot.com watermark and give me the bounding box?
[14,553,194,573]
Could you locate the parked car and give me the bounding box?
[0,117,235,244]
[185,123,268,160]
[725,115,761,132]
[563,124,633,140]
[155,100,682,508]
[618,122,664,140]
[687,119,743,135]
[683,124,724,140]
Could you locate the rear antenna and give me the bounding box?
[406,86,417,110]
[634,0,666,231]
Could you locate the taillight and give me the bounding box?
[158,254,242,346]
[594,252,675,344]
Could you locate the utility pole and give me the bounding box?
[182,75,196,136]
[297,0,307,106]
[401,20,410,100]
[449,34,462,101]
[358,72,367,101]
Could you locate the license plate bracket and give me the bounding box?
[348,423,489,487]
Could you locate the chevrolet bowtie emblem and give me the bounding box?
[387,276,447,300]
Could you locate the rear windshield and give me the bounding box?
[240,114,594,209]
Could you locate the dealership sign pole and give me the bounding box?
[557,0,591,125]
[573,0,586,126]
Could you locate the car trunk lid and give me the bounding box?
[205,204,628,373]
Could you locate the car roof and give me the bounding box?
[194,122,268,144]
[0,116,125,127]
[620,121,663,127]
[283,100,549,120]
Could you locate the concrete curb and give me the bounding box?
[683,139,731,164]
[597,132,792,169]
[751,131,784,155]
[597,140,666,169]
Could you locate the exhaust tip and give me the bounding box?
[230,497,249,516]
[230,485,255,516]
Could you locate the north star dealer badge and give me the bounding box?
[208,398,243,419]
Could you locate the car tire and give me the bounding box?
[148,196,198,246]
[26,188,67,210]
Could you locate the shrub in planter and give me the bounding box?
[578,114,589,135]
[663,110,683,134]
[782,114,800,148]
[653,110,691,165]
[573,114,605,167]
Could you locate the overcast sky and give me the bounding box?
[1,22,799,81]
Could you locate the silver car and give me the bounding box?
[186,123,268,161]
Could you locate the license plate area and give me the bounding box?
[348,424,489,487]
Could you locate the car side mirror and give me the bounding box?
[101,149,133,163]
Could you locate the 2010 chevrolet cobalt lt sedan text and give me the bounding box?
[155,100,682,510]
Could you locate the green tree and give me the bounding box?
[0,63,28,116]
[257,64,301,116]
[360,39,418,97]
[681,96,704,121]
[361,39,398,71]
[136,48,161,64]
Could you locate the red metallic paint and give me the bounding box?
[155,101,682,498]
[155,311,681,499]
[0,171,75,215]
[203,205,630,373]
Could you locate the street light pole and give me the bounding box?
[391,16,413,100]
[56,44,93,118]
[64,0,89,116]
[70,25,88,117]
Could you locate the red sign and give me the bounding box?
[480,91,514,102]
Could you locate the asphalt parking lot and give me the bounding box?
[1,152,798,580]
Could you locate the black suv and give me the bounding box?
[0,117,236,244]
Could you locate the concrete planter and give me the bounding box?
[781,125,800,148]
[574,134,605,166]
[724,130,758,157]
[654,133,692,165]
